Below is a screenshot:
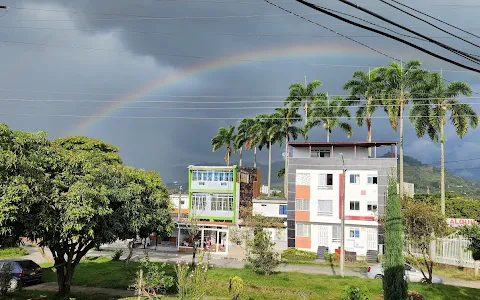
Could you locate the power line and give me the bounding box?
[387,0,480,39]
[261,0,398,61]
[380,0,480,51]
[295,0,480,73]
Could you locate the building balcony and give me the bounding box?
[288,141,398,159]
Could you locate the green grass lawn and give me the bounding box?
[35,257,480,300]
[0,247,28,259]
[5,290,128,300]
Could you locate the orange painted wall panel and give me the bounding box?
[296,236,311,249]
[295,185,310,199]
[295,211,310,222]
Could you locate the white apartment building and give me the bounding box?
[252,198,288,218]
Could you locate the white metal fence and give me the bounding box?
[405,235,474,268]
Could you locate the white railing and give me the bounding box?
[405,235,475,268]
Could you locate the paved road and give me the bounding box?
[24,246,480,290]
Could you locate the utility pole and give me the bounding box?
[178,185,183,221]
[340,153,346,278]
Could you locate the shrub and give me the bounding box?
[229,276,244,300]
[406,290,425,300]
[131,254,174,299]
[175,260,209,300]
[112,249,124,261]
[325,252,339,263]
[0,247,28,259]
[343,286,369,300]
[281,248,316,261]
[246,231,281,275]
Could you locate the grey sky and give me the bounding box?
[1,0,480,183]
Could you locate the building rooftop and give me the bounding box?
[289,141,398,147]
[188,165,236,170]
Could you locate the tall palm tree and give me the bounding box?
[409,71,478,215]
[305,95,353,142]
[211,125,236,166]
[269,106,303,196]
[343,68,383,157]
[235,117,255,167]
[287,80,324,125]
[376,60,424,199]
[251,113,280,197]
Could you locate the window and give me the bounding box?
[192,194,207,211]
[214,171,219,181]
[317,200,333,216]
[349,228,360,238]
[332,225,340,242]
[350,174,360,184]
[295,199,309,211]
[211,194,233,211]
[367,204,378,211]
[367,175,378,184]
[311,149,331,158]
[349,201,360,211]
[207,171,213,181]
[318,174,333,190]
[296,223,311,237]
[279,205,287,215]
[192,171,198,181]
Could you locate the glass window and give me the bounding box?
[192,194,207,211]
[349,228,360,238]
[367,204,378,211]
[295,199,309,211]
[318,174,333,190]
[350,174,360,184]
[317,200,333,216]
[332,225,340,242]
[279,205,287,215]
[192,171,198,181]
[219,172,224,181]
[368,176,378,184]
[207,171,213,181]
[211,194,233,211]
[214,171,219,181]
[349,201,360,211]
[296,223,311,237]
[228,171,234,182]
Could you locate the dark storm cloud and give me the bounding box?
[2,0,480,182]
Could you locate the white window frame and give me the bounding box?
[332,225,341,243]
[296,223,311,237]
[367,204,378,212]
[367,175,378,185]
[295,199,309,211]
[317,200,333,216]
[318,174,333,190]
[350,174,360,184]
[311,149,331,158]
[349,228,360,238]
[349,201,360,211]
[192,194,207,211]
[211,194,233,211]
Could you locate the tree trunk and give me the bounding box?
[284,134,288,197]
[366,117,372,157]
[54,257,74,299]
[268,141,272,197]
[304,103,308,126]
[227,151,230,166]
[239,147,243,167]
[399,100,404,200]
[440,119,446,215]
[191,241,197,268]
[326,129,330,142]
[124,240,134,268]
[254,147,257,168]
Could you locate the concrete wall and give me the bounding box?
[253,200,287,218]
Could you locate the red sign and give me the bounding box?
[447,218,478,227]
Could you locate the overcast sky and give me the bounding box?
[1,0,480,182]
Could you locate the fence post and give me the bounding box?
[458,236,464,268]
[430,239,436,263]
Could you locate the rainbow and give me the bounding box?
[71,41,382,134]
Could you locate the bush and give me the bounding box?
[132,254,175,299]
[281,248,316,261]
[406,290,425,300]
[343,286,369,300]
[175,260,209,300]
[246,231,281,275]
[111,249,124,261]
[229,276,244,300]
[325,252,339,263]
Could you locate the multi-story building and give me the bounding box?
[287,141,398,259]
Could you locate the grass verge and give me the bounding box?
[0,247,29,259]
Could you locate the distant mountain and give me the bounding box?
[166,156,480,197]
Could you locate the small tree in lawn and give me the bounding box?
[245,231,281,276]
[383,175,407,300]
[403,199,448,283]
[458,224,480,278]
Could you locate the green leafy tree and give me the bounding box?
[245,231,281,276]
[0,127,173,299]
[235,117,256,167]
[343,68,382,156]
[383,175,407,300]
[458,224,480,277]
[403,199,448,283]
[211,125,236,166]
[286,80,324,124]
[409,71,478,215]
[305,95,353,142]
[269,106,303,195]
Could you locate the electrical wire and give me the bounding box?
[334,0,480,64]
[295,0,480,73]
[379,0,480,50]
[387,0,480,39]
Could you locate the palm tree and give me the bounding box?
[305,95,353,142]
[235,117,256,167]
[211,125,236,166]
[376,60,424,199]
[287,80,324,125]
[251,113,281,197]
[409,71,478,215]
[269,106,303,196]
[343,68,383,157]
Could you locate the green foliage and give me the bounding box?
[325,252,339,263]
[403,199,448,283]
[343,286,370,300]
[407,290,425,300]
[0,247,28,259]
[132,254,174,299]
[175,261,209,300]
[246,231,281,276]
[383,175,408,300]
[229,276,244,300]
[281,248,316,261]
[458,224,480,260]
[111,249,123,261]
[211,125,236,166]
